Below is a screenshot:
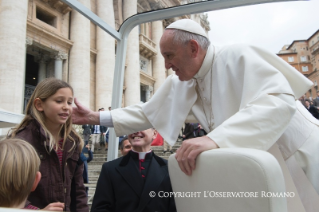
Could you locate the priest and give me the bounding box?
[72,19,319,210]
[91,128,176,212]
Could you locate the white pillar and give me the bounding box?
[37,57,47,83]
[54,52,67,80]
[96,0,115,110]
[145,85,153,102]
[152,21,166,92]
[123,0,140,106]
[54,58,62,80]
[0,0,28,113]
[69,0,91,107]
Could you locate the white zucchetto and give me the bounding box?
[166,19,208,38]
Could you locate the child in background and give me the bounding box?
[80,144,93,195]
[0,138,64,210]
[8,78,88,211]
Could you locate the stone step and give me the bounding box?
[151,144,181,150]
[84,183,97,188]
[91,157,107,161]
[91,150,121,154]
[87,173,99,177]
[89,161,106,166]
[88,189,96,195]
[88,177,100,181]
[88,176,100,179]
[88,171,102,175]
[90,155,106,158]
[152,152,176,156]
[89,175,99,180]
[88,177,99,182]
[154,149,176,156]
[88,165,107,170]
[89,181,97,185]
[91,153,108,157]
[88,171,101,176]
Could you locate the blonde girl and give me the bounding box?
[9,78,88,212]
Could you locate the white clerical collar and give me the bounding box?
[193,45,215,79]
[132,149,152,160]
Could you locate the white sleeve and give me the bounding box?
[99,111,113,127]
[108,104,153,137]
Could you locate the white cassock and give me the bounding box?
[102,44,319,209]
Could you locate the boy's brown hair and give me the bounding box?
[0,138,40,207]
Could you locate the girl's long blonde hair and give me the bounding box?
[9,78,83,152]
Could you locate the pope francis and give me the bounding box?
[72,19,319,210]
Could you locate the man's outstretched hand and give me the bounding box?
[72,98,100,125]
[175,136,219,176]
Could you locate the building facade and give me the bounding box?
[0,0,210,114]
[277,30,319,99]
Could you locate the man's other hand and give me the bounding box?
[175,136,219,175]
[72,98,100,125]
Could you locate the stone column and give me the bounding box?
[145,85,153,101]
[69,0,91,107]
[54,57,63,80]
[0,0,28,113]
[152,20,166,93]
[54,52,67,80]
[36,56,47,83]
[123,0,140,106]
[38,60,46,82]
[96,0,115,109]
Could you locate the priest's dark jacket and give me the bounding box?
[91,151,176,212]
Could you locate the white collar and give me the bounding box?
[132,149,152,160]
[193,45,215,80]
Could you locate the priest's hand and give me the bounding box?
[72,98,100,125]
[175,136,219,175]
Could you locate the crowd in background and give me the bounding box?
[299,90,319,119]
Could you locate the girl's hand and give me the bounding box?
[42,202,64,211]
[86,144,91,150]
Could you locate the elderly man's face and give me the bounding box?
[160,30,198,81]
[128,129,157,152]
